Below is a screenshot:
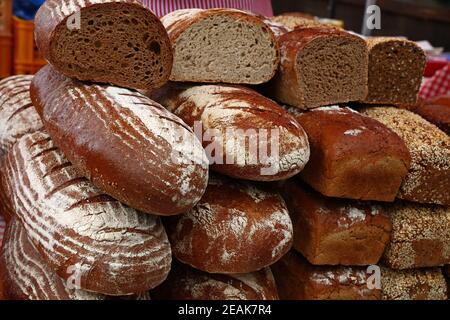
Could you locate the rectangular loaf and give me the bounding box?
[361,106,450,205]
[291,106,411,201]
[383,201,450,269]
[281,180,392,266]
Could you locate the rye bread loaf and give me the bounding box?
[264,28,368,109]
[152,261,278,300]
[381,266,447,300]
[30,65,209,216]
[281,180,392,266]
[0,131,172,295]
[161,9,280,84]
[361,107,450,205]
[271,251,380,300]
[290,106,411,202]
[363,38,426,105]
[166,174,293,274]
[0,75,43,158]
[151,83,310,181]
[382,202,450,269]
[0,218,152,300]
[34,0,172,91]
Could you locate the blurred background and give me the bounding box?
[0,0,449,79]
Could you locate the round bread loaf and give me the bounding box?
[30,65,209,216]
[152,261,278,300]
[34,0,173,91]
[0,131,172,295]
[166,174,293,273]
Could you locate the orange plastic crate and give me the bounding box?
[13,17,46,75]
[0,33,12,78]
[0,0,12,34]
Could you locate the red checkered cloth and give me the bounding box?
[141,0,274,17]
[420,64,450,101]
[0,215,5,248]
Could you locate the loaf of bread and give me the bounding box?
[0,75,43,158]
[405,100,450,135]
[166,174,293,274]
[291,106,411,201]
[0,218,150,300]
[271,251,380,300]
[361,107,450,205]
[34,0,172,91]
[381,266,447,300]
[152,261,278,300]
[382,201,450,269]
[264,28,368,109]
[0,131,172,295]
[31,65,209,216]
[161,9,279,84]
[363,38,425,105]
[151,83,310,181]
[281,180,392,265]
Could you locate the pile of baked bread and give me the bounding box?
[0,0,448,300]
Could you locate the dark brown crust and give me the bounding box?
[264,27,368,109]
[152,261,279,300]
[412,103,450,135]
[281,180,392,265]
[271,251,381,300]
[30,65,208,216]
[34,0,172,90]
[293,107,411,202]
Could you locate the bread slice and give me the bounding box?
[161,9,280,84]
[34,0,172,90]
[265,28,368,109]
[363,37,425,105]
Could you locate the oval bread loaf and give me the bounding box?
[166,174,293,274]
[34,0,173,91]
[152,261,279,300]
[151,83,310,181]
[0,218,150,300]
[30,65,209,216]
[0,131,172,295]
[161,9,280,84]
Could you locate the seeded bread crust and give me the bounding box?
[361,107,450,205]
[382,202,450,269]
[281,180,392,266]
[381,266,447,300]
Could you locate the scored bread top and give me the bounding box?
[1,131,172,295]
[0,76,43,158]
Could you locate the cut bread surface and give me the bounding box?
[49,3,172,90]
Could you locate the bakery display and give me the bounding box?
[151,83,310,181]
[161,9,279,84]
[152,261,278,300]
[271,251,380,300]
[0,131,172,295]
[281,180,392,266]
[291,106,411,202]
[382,202,450,270]
[31,65,209,216]
[166,174,293,274]
[363,38,426,105]
[381,266,447,300]
[34,0,173,91]
[361,107,450,206]
[0,75,43,158]
[265,27,368,109]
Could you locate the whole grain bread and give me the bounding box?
[31,65,209,216]
[0,131,172,295]
[34,0,173,91]
[161,9,280,84]
[361,106,450,205]
[264,28,368,109]
[166,174,293,274]
[150,83,310,181]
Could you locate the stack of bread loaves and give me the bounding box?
[0,1,448,301]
